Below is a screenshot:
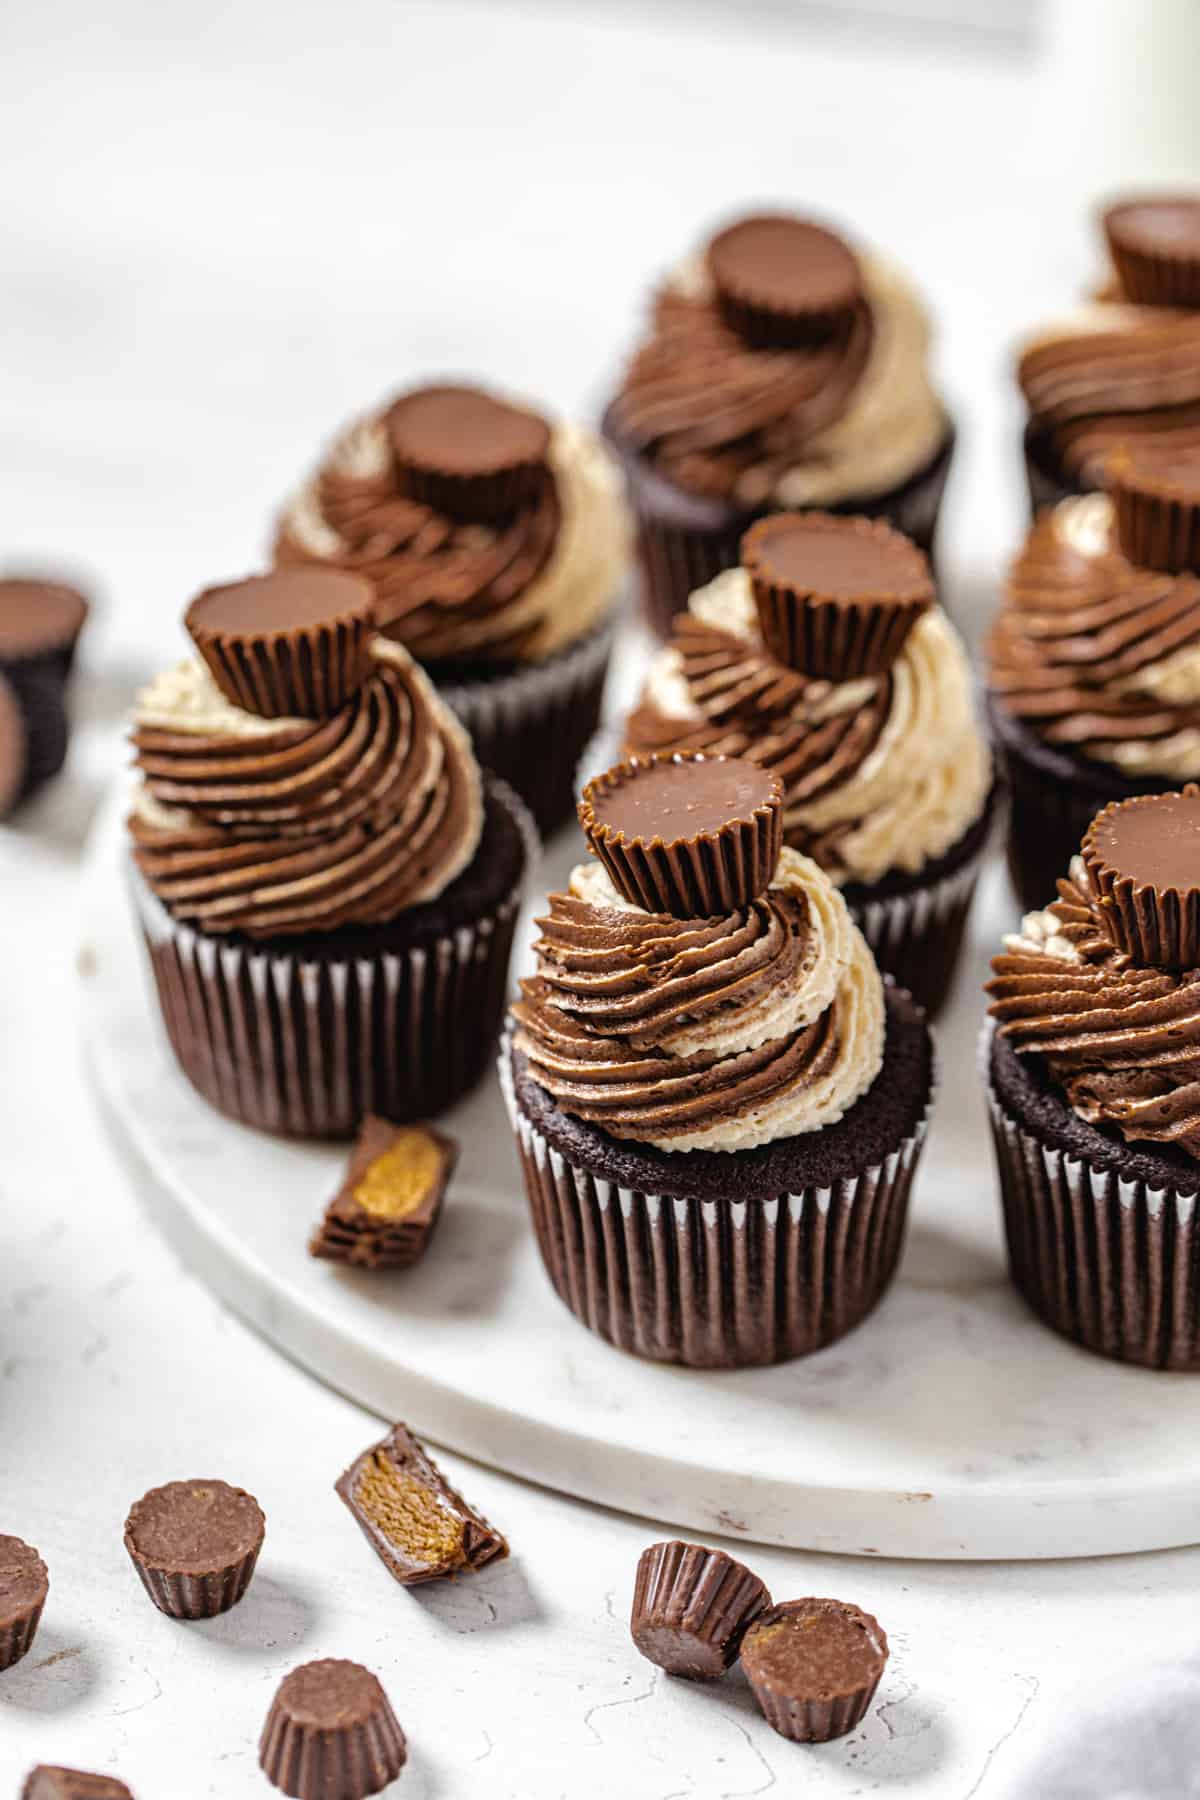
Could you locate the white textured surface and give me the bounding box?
[6,2,1200,1795]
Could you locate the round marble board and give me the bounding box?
[79,782,1200,1562]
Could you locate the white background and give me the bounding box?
[4,2,1200,1796]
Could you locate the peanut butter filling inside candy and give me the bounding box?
[352,1455,468,1569]
[352,1129,448,1220]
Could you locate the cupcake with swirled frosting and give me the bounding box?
[274,381,630,836]
[1018,194,1200,515]
[989,445,1200,912]
[620,513,997,1014]
[986,787,1200,1368]
[502,752,933,1368]
[127,566,535,1137]
[601,209,954,636]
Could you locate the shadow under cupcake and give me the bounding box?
[127,567,534,1138]
[503,751,934,1369]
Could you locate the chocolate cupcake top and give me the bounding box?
[1018,193,1200,488]
[275,381,630,666]
[989,788,1200,1157]
[607,210,947,510]
[625,537,990,887]
[128,574,482,938]
[990,451,1200,780]
[512,757,886,1152]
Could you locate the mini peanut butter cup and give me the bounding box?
[580,753,783,919]
[1109,443,1200,573]
[260,1659,406,1799]
[743,512,933,679]
[630,1540,770,1680]
[0,670,28,820]
[336,1422,508,1586]
[0,1536,48,1671]
[21,1769,134,1800]
[386,382,551,521]
[185,568,375,720]
[1104,194,1200,308]
[707,213,863,347]
[1082,787,1200,970]
[740,1598,889,1743]
[310,1115,457,1270]
[123,1478,265,1619]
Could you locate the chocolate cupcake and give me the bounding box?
[986,788,1200,1368]
[989,448,1200,913]
[127,568,534,1138]
[274,381,631,835]
[602,209,955,636]
[0,578,89,816]
[503,753,934,1367]
[622,516,998,1015]
[1018,194,1200,515]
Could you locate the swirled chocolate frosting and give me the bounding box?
[512,847,884,1153]
[989,854,1200,1156]
[989,494,1200,777]
[129,638,482,937]
[625,570,990,886]
[276,389,628,666]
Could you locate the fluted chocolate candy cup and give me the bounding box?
[1104,196,1200,309]
[185,569,375,721]
[123,1479,265,1620]
[502,984,933,1369]
[987,1026,1200,1369]
[132,776,535,1139]
[435,617,614,838]
[260,1659,406,1799]
[0,1536,48,1672]
[631,1541,770,1679]
[602,406,955,637]
[987,695,1181,915]
[740,1598,888,1743]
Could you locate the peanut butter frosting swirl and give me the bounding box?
[990,494,1200,777]
[512,848,884,1152]
[129,638,482,938]
[1018,302,1200,487]
[626,570,991,885]
[989,856,1200,1157]
[276,416,629,665]
[611,250,947,509]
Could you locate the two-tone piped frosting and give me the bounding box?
[275,382,629,666]
[625,514,991,886]
[128,568,482,938]
[990,448,1200,779]
[511,754,885,1152]
[989,788,1200,1156]
[607,212,948,510]
[1018,195,1200,488]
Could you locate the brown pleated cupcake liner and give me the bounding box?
[260,1668,407,1799]
[130,778,535,1140]
[848,846,988,1021]
[128,1547,261,1620]
[501,1034,930,1369]
[189,614,373,721]
[0,1602,44,1672]
[985,1033,1200,1369]
[437,617,615,838]
[749,1675,881,1744]
[631,1540,770,1679]
[608,423,955,638]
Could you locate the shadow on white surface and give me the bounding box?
[0,1627,102,1715]
[189,1568,324,1660]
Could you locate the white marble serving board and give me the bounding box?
[78,783,1200,1562]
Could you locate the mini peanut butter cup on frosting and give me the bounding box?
[743,511,933,679]
[260,1659,406,1799]
[275,377,631,835]
[740,1598,889,1742]
[988,789,1200,1368]
[630,1540,770,1680]
[504,757,934,1367]
[127,576,535,1137]
[707,214,863,347]
[1109,442,1200,573]
[602,207,954,635]
[580,753,782,919]
[1104,195,1200,309]
[185,567,374,720]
